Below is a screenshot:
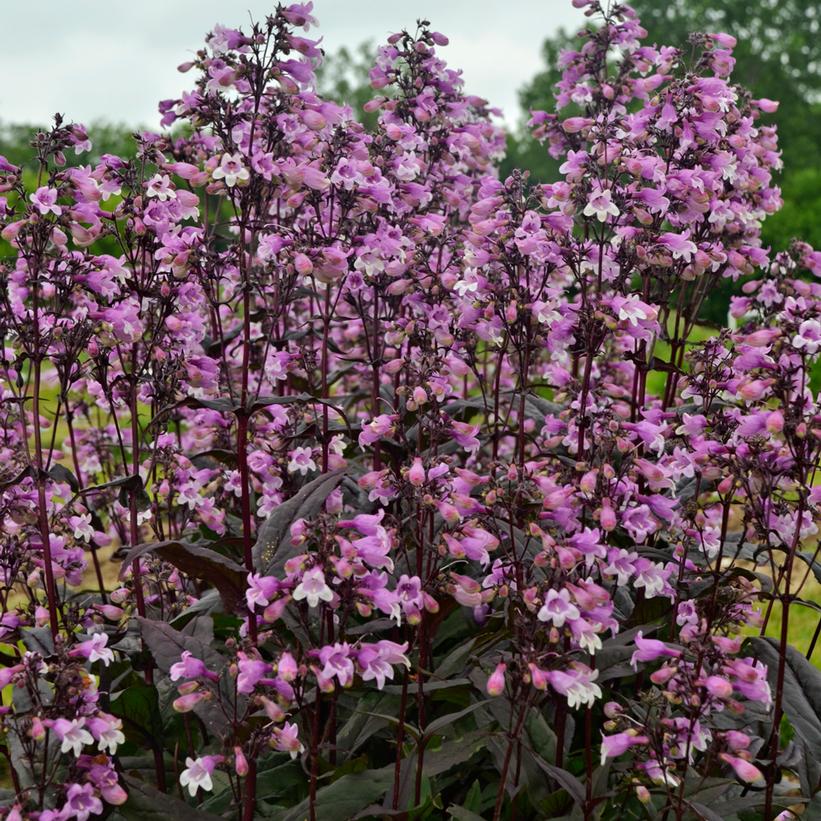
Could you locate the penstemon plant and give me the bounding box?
[0,1,820,819]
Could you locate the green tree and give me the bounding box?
[315,43,379,131]
[0,120,139,167]
[513,0,820,323]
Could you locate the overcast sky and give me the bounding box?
[1,1,585,130]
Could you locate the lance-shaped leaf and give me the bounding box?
[279,767,394,821]
[136,616,227,735]
[253,468,345,575]
[121,540,247,612]
[748,636,821,779]
[137,616,221,675]
[116,776,224,821]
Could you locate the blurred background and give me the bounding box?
[1,0,818,321]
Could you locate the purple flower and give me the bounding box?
[211,152,249,187]
[630,631,681,669]
[293,566,333,608]
[64,783,103,821]
[659,230,698,263]
[537,588,580,628]
[30,186,62,216]
[318,642,354,687]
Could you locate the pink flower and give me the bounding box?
[318,642,354,687]
[288,446,317,475]
[51,718,93,757]
[583,186,619,222]
[358,414,396,448]
[277,652,298,682]
[357,640,410,689]
[719,753,765,787]
[659,230,698,262]
[30,186,61,216]
[246,573,279,610]
[212,152,249,187]
[170,650,217,682]
[86,713,125,754]
[145,173,175,201]
[537,588,580,628]
[237,656,271,694]
[600,731,649,764]
[793,319,821,354]
[64,783,102,821]
[71,633,114,666]
[630,631,681,669]
[273,722,304,759]
[408,457,426,486]
[293,566,333,608]
[179,755,223,796]
[546,664,602,709]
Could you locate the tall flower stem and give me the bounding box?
[763,495,805,819]
[32,355,59,638]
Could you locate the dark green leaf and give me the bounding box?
[447,806,486,821]
[423,700,491,738]
[48,463,79,492]
[280,767,393,821]
[116,776,223,821]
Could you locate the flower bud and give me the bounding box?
[234,746,249,777]
[408,458,426,487]
[486,663,506,697]
[720,753,765,787]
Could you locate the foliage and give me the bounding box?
[1,2,820,820]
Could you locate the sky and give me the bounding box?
[0,0,586,130]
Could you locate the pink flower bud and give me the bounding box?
[408,458,426,487]
[766,410,784,433]
[528,663,549,691]
[173,691,209,712]
[29,716,46,741]
[600,501,617,531]
[486,663,506,697]
[234,746,249,777]
[277,652,298,682]
[703,675,733,699]
[720,753,764,787]
[294,253,313,275]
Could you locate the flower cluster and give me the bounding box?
[0,2,819,819]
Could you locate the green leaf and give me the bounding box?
[110,681,164,747]
[253,760,305,801]
[463,779,483,813]
[423,700,491,738]
[48,463,79,492]
[447,806,486,821]
[136,616,227,735]
[526,707,557,762]
[531,758,586,807]
[279,767,394,821]
[392,731,489,811]
[115,776,223,820]
[137,616,220,674]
